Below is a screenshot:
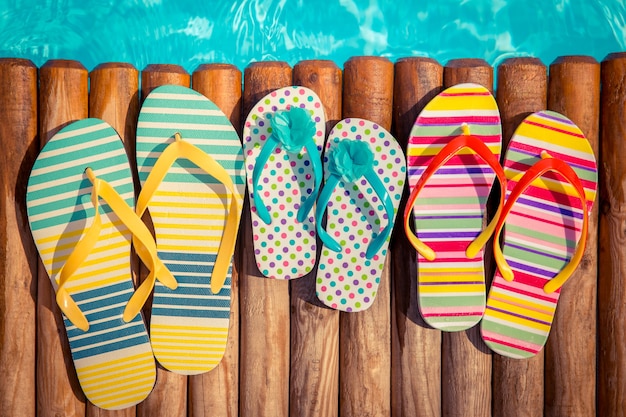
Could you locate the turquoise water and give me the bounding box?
[0,0,624,72]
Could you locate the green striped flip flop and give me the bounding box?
[26,118,157,409]
[136,85,245,374]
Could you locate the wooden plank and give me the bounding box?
[441,58,493,417]
[545,56,600,417]
[86,62,140,417]
[598,51,626,417]
[188,64,242,417]
[290,60,342,417]
[240,61,292,417]
[492,57,547,417]
[340,56,393,417]
[136,64,190,417]
[391,56,443,417]
[0,58,38,417]
[38,59,89,417]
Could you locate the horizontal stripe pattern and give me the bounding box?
[481,110,598,358]
[408,83,501,331]
[26,118,155,409]
[137,85,244,374]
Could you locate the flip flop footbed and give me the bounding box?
[26,119,155,409]
[481,110,597,358]
[316,118,406,312]
[243,86,326,279]
[408,83,502,331]
[136,85,245,374]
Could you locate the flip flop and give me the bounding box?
[315,118,406,312]
[136,85,245,374]
[403,83,504,331]
[242,86,326,279]
[481,110,597,358]
[26,118,162,409]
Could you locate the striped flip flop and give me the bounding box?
[315,118,406,312]
[481,110,597,358]
[243,86,326,279]
[136,85,245,374]
[26,118,158,409]
[403,83,504,331]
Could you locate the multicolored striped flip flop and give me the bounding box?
[481,110,597,359]
[315,118,406,312]
[243,86,326,279]
[26,118,157,409]
[404,83,503,331]
[136,85,245,374]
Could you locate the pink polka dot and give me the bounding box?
[345,248,351,254]
[314,102,321,108]
[349,293,355,299]
[296,246,302,251]
[356,265,362,271]
[271,92,277,97]
[257,106,264,112]
[341,204,347,210]
[342,131,348,137]
[321,286,327,292]
[263,191,270,197]
[392,172,398,177]
[328,258,334,264]
[292,189,298,195]
[279,204,285,210]
[370,137,376,143]
[283,261,289,266]
[352,221,358,226]
[253,235,259,241]
[332,303,337,308]
[381,154,387,160]
[366,283,373,288]
[334,231,341,237]
[268,248,274,254]
[299,88,305,94]
[338,276,344,281]
[281,233,287,239]
[359,120,365,126]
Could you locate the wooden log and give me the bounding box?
[87,62,140,417]
[492,57,547,417]
[188,64,242,417]
[340,56,393,417]
[136,64,190,417]
[240,61,292,417]
[545,56,600,417]
[441,58,493,417]
[290,60,341,417]
[0,58,38,417]
[599,51,626,417]
[38,59,89,417]
[390,57,443,417]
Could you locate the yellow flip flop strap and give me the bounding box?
[135,133,240,297]
[493,151,589,294]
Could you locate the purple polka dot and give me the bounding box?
[342,262,349,268]
[370,269,377,275]
[346,307,353,312]
[335,290,342,296]
[364,297,370,302]
[281,219,287,225]
[353,280,359,285]
[268,234,274,239]
[270,262,276,267]
[315,116,321,122]
[384,140,389,146]
[395,158,401,163]
[296,232,302,238]
[338,218,344,224]
[345,118,351,123]
[378,168,384,175]
[272,106,278,111]
[248,164,254,170]
[349,235,355,241]
[372,124,379,129]
[255,249,261,255]
[259,121,265,127]
[283,247,289,253]
[325,273,331,278]
[372,196,378,202]
[298,260,304,266]
[253,220,259,227]
[279,190,285,196]
[285,90,291,96]
[276,162,282,168]
[366,224,373,230]
[356,134,362,139]
[263,178,269,183]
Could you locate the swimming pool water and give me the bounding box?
[0,0,624,72]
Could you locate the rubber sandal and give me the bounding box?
[481,110,598,358]
[403,83,503,331]
[136,85,245,374]
[26,118,162,409]
[243,86,326,279]
[315,118,406,312]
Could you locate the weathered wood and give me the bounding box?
[0,58,38,417]
[599,51,626,417]
[188,63,242,417]
[390,56,443,417]
[545,56,600,417]
[492,57,547,417]
[340,56,393,417]
[136,64,190,417]
[38,59,89,417]
[240,61,292,417]
[441,58,493,417]
[290,60,342,417]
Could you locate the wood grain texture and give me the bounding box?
[598,51,626,417]
[492,57,547,417]
[0,58,38,417]
[390,57,443,417]
[545,56,600,417]
[290,60,342,417]
[136,64,190,417]
[441,58,493,417]
[240,61,292,417]
[38,59,89,417]
[340,56,393,417]
[189,63,242,417]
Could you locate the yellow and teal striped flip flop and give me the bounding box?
[136,85,245,375]
[26,118,161,409]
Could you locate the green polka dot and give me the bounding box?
[286,197,293,203]
[344,285,350,290]
[261,255,268,261]
[336,123,343,129]
[323,250,330,256]
[264,99,271,104]
[293,97,299,102]
[275,241,281,246]
[327,295,333,301]
[271,184,277,190]
[376,146,382,152]
[317,278,323,284]
[290,254,296,260]
[355,302,361,308]
[303,238,309,244]
[260,227,266,233]
[277,268,283,274]
[364,129,371,134]
[252,114,258,120]
[288,225,295,231]
[333,267,340,273]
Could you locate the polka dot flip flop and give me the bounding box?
[243,86,326,279]
[481,111,598,358]
[315,118,406,312]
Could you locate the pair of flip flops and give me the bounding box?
[405,83,597,359]
[243,86,406,312]
[27,85,244,409]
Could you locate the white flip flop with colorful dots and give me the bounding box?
[315,118,406,311]
[243,86,326,279]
